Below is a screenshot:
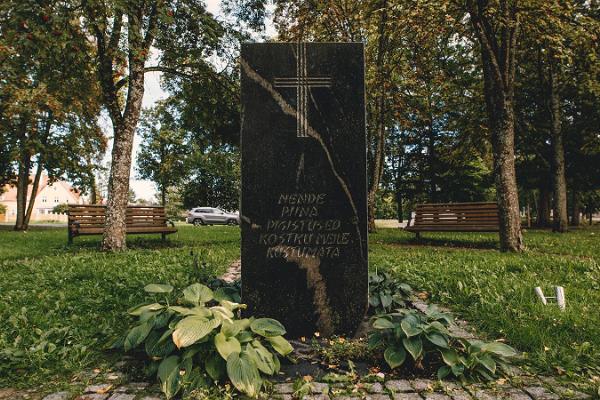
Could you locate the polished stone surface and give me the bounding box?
[240,42,368,336]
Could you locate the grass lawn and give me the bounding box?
[371,227,600,383]
[0,225,240,390]
[1,224,599,391]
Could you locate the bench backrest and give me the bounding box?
[68,205,169,229]
[412,202,499,229]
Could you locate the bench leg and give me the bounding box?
[161,233,166,241]
[415,232,421,240]
[68,230,73,245]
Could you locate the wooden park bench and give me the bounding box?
[405,202,500,238]
[67,204,177,244]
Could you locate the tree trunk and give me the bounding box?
[571,190,580,226]
[367,0,389,233]
[549,65,568,233]
[14,156,30,231]
[490,103,523,251]
[14,120,31,231]
[468,0,523,251]
[102,121,139,250]
[96,6,156,251]
[537,187,551,226]
[23,162,44,229]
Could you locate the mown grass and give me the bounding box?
[0,225,240,389]
[1,224,599,391]
[370,226,600,383]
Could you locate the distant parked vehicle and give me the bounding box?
[186,207,239,226]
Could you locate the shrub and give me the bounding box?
[51,203,69,215]
[0,204,6,214]
[369,305,517,381]
[368,272,412,314]
[119,282,293,398]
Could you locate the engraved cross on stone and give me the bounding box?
[274,42,332,138]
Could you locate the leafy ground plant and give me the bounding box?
[368,272,412,313]
[370,305,518,381]
[119,282,293,398]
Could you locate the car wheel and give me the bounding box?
[227,219,238,226]
[193,219,204,226]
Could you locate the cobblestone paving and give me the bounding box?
[8,261,592,400]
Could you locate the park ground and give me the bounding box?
[0,225,599,393]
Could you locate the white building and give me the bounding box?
[0,176,84,222]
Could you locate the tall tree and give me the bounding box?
[0,0,106,230]
[78,0,229,250]
[464,0,523,251]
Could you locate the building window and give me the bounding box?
[42,196,47,203]
[54,197,59,203]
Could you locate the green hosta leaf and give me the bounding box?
[384,345,406,369]
[372,318,395,330]
[145,284,174,294]
[403,336,423,360]
[182,283,213,305]
[220,300,246,311]
[158,355,181,399]
[128,303,164,316]
[206,352,226,381]
[124,321,153,352]
[369,295,380,307]
[226,352,262,397]
[215,332,242,360]
[168,306,193,315]
[479,354,497,374]
[172,317,220,348]
[480,342,517,358]
[221,319,242,337]
[451,364,465,377]
[437,365,451,380]
[426,332,449,348]
[245,343,276,375]
[380,293,393,308]
[214,287,241,303]
[250,318,287,337]
[145,330,176,358]
[368,332,384,349]
[400,314,421,337]
[440,348,460,366]
[236,330,254,344]
[211,306,235,321]
[427,321,449,334]
[266,335,293,356]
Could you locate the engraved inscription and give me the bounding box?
[261,192,352,259]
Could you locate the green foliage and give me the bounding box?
[0,204,6,214]
[368,272,412,314]
[181,149,241,212]
[120,282,293,398]
[136,104,189,206]
[51,203,69,215]
[370,305,517,381]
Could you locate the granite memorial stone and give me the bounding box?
[240,42,368,337]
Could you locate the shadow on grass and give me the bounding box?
[397,234,499,250]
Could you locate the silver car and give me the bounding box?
[186,207,239,226]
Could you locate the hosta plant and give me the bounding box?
[119,282,293,398]
[369,305,517,381]
[368,272,412,313]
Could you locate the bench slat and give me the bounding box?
[407,202,500,235]
[68,204,176,243]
